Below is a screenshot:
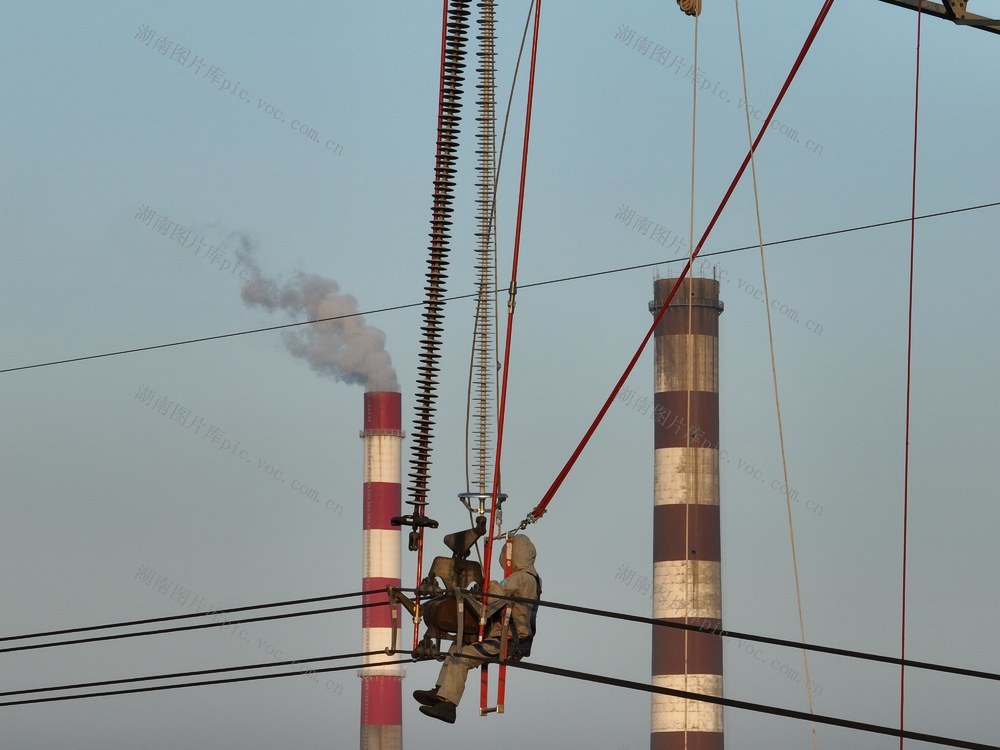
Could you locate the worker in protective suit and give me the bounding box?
[413,533,541,723]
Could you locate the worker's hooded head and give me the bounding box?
[500,534,538,578]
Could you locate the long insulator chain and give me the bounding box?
[473,0,497,497]
[409,0,472,514]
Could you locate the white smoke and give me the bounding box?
[234,235,399,392]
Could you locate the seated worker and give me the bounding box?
[413,534,541,723]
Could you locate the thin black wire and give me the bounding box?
[0,650,385,698]
[10,581,998,684]
[523,198,1000,290]
[0,601,378,655]
[419,589,1000,683]
[0,658,414,708]
[505,659,999,750]
[0,589,375,644]
[0,300,423,374]
[3,200,996,376]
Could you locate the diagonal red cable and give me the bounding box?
[525,0,837,526]
[900,1,922,746]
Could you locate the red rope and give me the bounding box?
[481,0,542,713]
[483,0,542,586]
[527,0,837,525]
[900,2,922,745]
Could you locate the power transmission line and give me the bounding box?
[463,590,1000,683]
[0,650,385,699]
[2,200,997,376]
[0,657,414,708]
[3,645,995,749]
[4,585,998,747]
[0,601,377,656]
[507,659,999,750]
[9,585,998,684]
[0,589,373,645]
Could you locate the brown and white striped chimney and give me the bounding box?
[649,276,724,750]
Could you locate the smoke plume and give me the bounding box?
[234,236,399,392]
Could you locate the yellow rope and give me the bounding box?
[733,2,819,748]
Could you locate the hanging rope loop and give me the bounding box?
[677,0,702,17]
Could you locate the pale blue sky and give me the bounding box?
[2,1,998,748]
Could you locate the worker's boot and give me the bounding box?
[412,687,442,706]
[419,699,457,724]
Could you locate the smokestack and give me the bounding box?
[360,391,404,750]
[649,277,724,750]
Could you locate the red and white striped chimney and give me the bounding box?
[650,277,724,750]
[360,391,403,750]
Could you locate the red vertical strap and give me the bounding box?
[900,1,922,746]
[501,535,514,580]
[497,649,508,712]
[527,0,837,526]
[479,650,489,714]
[481,537,515,715]
[483,0,543,593]
[496,537,514,712]
[480,0,542,718]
